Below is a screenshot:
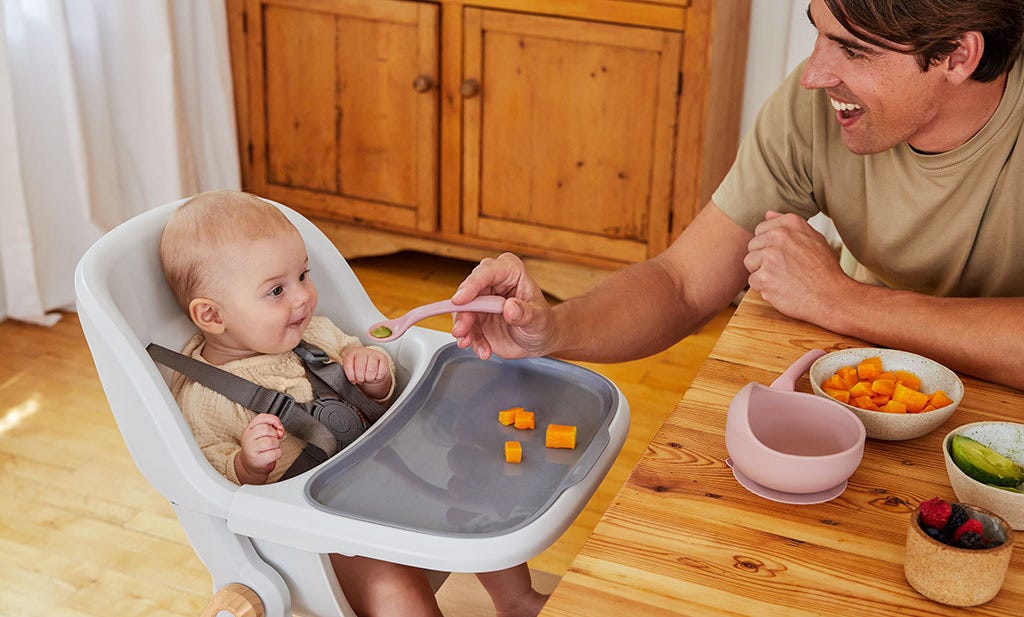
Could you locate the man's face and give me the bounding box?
[800,0,950,154]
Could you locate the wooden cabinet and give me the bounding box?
[227,0,750,283]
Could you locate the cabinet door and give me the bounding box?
[461,10,682,263]
[245,0,438,232]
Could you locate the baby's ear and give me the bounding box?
[189,298,225,335]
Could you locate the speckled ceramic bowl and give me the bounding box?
[809,348,963,441]
[905,502,1013,606]
[943,422,1024,530]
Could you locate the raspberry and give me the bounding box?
[953,518,984,543]
[918,497,952,529]
[957,531,986,549]
[943,503,970,535]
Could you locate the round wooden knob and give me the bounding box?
[412,75,435,93]
[460,78,481,98]
[200,583,264,617]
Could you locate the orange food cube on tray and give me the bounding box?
[545,424,577,449]
[513,409,535,430]
[505,441,522,463]
[498,407,522,426]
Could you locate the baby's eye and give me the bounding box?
[299,269,310,282]
[269,285,284,297]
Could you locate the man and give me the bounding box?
[449,0,1024,390]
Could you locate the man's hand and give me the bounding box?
[237,413,285,484]
[744,211,853,322]
[450,253,557,360]
[342,346,392,400]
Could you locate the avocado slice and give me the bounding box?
[950,435,1024,487]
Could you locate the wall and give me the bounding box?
[740,0,816,139]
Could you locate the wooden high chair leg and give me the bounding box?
[200,583,265,617]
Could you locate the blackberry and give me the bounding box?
[957,531,986,549]
[943,504,970,535]
[922,525,944,542]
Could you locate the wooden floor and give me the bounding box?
[0,251,732,616]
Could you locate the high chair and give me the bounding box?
[74,197,629,616]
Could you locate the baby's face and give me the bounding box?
[208,229,318,357]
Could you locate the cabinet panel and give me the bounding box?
[247,0,439,231]
[461,9,681,262]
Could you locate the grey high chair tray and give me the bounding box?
[305,343,618,538]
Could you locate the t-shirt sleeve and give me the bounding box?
[713,60,821,232]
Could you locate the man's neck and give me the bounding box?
[908,73,1009,154]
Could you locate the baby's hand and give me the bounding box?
[342,347,393,399]
[238,413,285,482]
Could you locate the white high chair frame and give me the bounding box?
[74,198,629,616]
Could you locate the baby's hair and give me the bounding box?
[160,190,299,310]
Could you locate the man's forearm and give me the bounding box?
[547,258,713,363]
[825,284,1024,390]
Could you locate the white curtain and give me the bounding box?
[741,0,839,247]
[0,0,240,325]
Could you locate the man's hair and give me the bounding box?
[824,0,1024,82]
[160,190,298,310]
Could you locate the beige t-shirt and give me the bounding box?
[171,316,396,485]
[713,56,1024,298]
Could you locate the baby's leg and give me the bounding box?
[330,554,443,617]
[476,563,548,617]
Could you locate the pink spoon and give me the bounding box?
[367,295,506,342]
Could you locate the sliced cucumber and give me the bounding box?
[950,435,1024,487]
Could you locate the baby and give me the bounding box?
[159,190,546,617]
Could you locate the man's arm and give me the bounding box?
[451,202,752,362]
[746,212,1024,390]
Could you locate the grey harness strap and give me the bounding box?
[293,341,388,424]
[147,342,386,479]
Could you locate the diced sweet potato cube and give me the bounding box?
[823,374,847,391]
[849,381,874,398]
[877,371,897,381]
[823,388,850,404]
[857,356,884,381]
[871,393,891,406]
[513,409,535,430]
[928,390,954,409]
[893,370,922,391]
[837,366,859,389]
[879,400,908,414]
[921,404,937,413]
[871,379,896,397]
[545,424,577,449]
[504,441,522,463]
[892,383,929,413]
[498,407,522,426]
[853,395,878,411]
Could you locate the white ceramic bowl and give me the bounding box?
[943,422,1024,530]
[809,348,963,441]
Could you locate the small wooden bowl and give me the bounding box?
[904,503,1014,606]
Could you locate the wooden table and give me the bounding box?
[540,291,1022,616]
